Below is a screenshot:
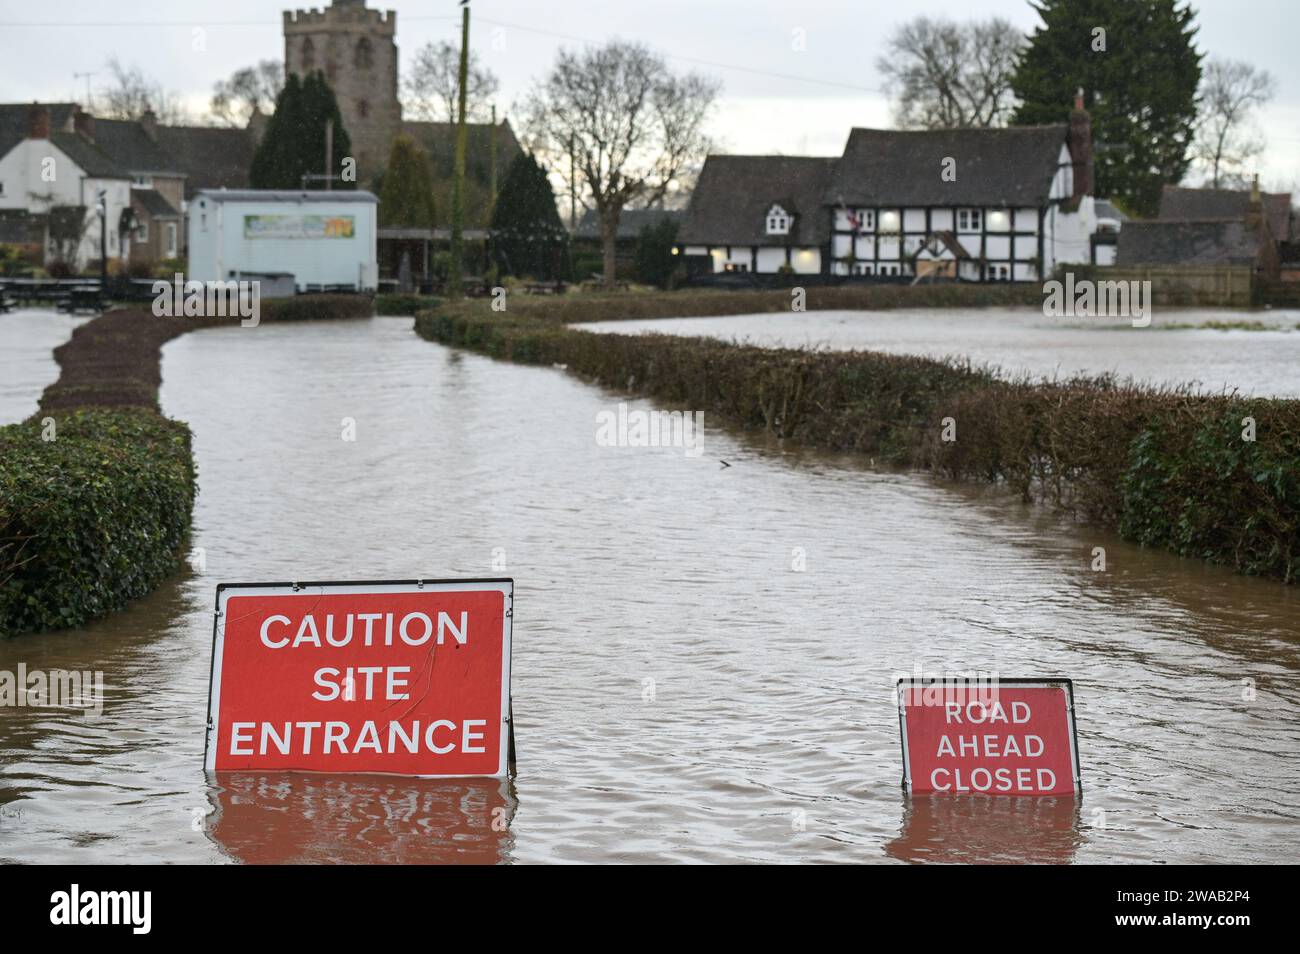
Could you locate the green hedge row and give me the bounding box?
[375,293,441,316]
[0,409,196,636]
[259,293,375,322]
[475,282,1041,325]
[416,304,1300,583]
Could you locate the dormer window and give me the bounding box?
[766,204,791,236]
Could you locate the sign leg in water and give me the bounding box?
[898,679,1080,796]
[205,579,513,778]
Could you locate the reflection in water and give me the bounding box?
[207,773,516,864]
[887,795,1084,864]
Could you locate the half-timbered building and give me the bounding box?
[679,96,1102,283]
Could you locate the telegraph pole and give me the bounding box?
[448,0,470,298]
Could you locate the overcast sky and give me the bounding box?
[3,0,1298,189]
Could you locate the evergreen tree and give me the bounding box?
[634,217,680,288]
[489,153,568,280]
[249,71,355,190]
[378,135,436,227]
[1010,0,1201,217]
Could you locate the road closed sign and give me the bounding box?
[898,679,1080,796]
[205,579,513,778]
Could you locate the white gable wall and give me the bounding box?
[0,139,132,267]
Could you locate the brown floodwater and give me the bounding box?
[1,315,1298,863]
[580,307,1300,398]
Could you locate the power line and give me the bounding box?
[0,13,883,97]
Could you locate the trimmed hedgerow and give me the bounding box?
[376,293,440,316]
[0,408,195,637]
[457,283,1041,325]
[260,293,375,322]
[416,301,1300,583]
[1119,404,1300,582]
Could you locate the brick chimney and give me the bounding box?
[140,106,157,141]
[27,102,50,139]
[1067,88,1093,211]
[72,106,95,142]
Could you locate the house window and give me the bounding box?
[302,38,315,70]
[165,222,177,257]
[988,263,1011,281]
[853,262,874,276]
[136,220,149,242]
[958,208,982,231]
[847,208,874,232]
[724,262,749,273]
[766,204,790,236]
[132,175,153,189]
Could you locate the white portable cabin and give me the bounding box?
[187,189,378,293]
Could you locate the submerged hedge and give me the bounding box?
[416,303,1300,583]
[0,409,195,636]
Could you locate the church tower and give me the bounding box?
[283,0,400,186]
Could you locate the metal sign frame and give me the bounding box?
[204,578,515,778]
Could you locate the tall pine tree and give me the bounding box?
[489,153,568,280]
[250,71,355,190]
[1011,0,1201,217]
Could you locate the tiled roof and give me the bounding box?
[131,188,180,218]
[1158,185,1292,242]
[827,125,1070,208]
[400,119,521,181]
[93,118,183,175]
[152,125,257,198]
[680,155,838,247]
[1116,220,1265,266]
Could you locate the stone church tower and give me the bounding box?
[283,0,401,185]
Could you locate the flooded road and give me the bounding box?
[1,316,1298,863]
[0,310,87,424]
[582,308,1300,398]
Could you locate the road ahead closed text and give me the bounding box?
[206,581,512,777]
[899,681,1080,796]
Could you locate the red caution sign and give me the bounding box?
[898,679,1080,795]
[204,580,513,778]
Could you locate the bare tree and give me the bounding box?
[210,60,284,127]
[524,41,718,289]
[877,17,1024,129]
[1193,58,1276,188]
[96,57,189,124]
[404,40,499,124]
